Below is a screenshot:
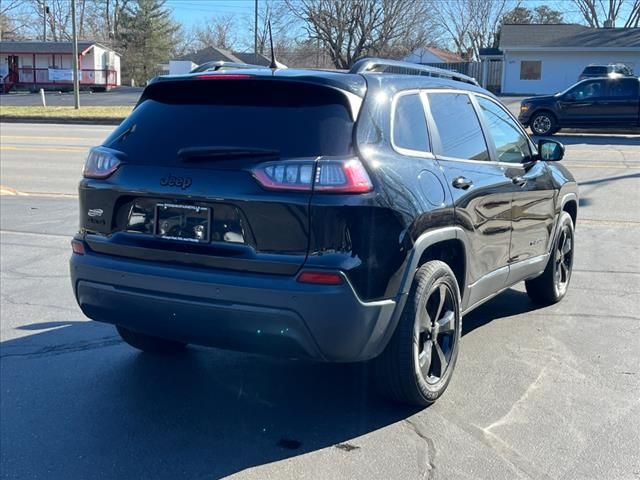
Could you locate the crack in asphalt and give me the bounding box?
[0,336,122,359]
[1,294,78,313]
[404,418,437,480]
[0,228,73,239]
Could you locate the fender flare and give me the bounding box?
[372,227,471,357]
[398,226,470,297]
[547,191,578,254]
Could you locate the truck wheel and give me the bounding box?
[374,260,461,406]
[525,212,575,305]
[530,111,557,136]
[116,325,187,354]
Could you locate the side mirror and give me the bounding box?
[538,139,564,161]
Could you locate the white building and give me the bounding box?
[499,24,640,95]
[0,41,121,92]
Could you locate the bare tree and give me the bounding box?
[192,14,238,50]
[250,0,293,55]
[286,0,435,69]
[572,0,640,27]
[431,0,516,60]
[1,0,29,39]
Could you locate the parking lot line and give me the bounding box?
[1,135,89,142]
[0,145,88,153]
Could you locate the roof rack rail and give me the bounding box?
[349,58,479,86]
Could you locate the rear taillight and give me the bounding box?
[83,147,121,179]
[251,158,373,193]
[297,271,344,285]
[71,239,85,255]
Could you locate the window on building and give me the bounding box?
[520,61,542,80]
[427,92,489,161]
[392,93,430,153]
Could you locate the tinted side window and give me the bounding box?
[609,79,640,98]
[476,97,532,164]
[393,93,430,152]
[568,80,606,99]
[428,92,489,161]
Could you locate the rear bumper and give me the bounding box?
[70,250,399,362]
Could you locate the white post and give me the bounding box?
[71,0,80,109]
[39,88,47,108]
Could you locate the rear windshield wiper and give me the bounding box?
[178,146,280,161]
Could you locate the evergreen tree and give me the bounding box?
[118,0,177,85]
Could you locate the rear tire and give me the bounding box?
[116,325,187,354]
[530,111,558,136]
[374,260,461,407]
[525,211,575,305]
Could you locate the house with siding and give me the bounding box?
[403,47,465,65]
[0,41,121,93]
[499,24,640,95]
[178,47,271,67]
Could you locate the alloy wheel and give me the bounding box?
[555,225,574,294]
[415,283,457,385]
[533,115,551,134]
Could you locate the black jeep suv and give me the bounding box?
[70,59,578,406]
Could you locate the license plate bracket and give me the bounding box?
[155,203,211,243]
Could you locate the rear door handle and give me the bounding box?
[512,176,527,187]
[452,176,473,190]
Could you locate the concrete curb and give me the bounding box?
[0,116,124,125]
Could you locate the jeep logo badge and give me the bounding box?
[87,208,103,217]
[160,174,192,190]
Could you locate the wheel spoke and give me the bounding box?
[434,341,448,374]
[418,306,431,332]
[437,310,456,334]
[434,284,446,321]
[419,341,432,372]
[562,236,572,256]
[560,262,569,283]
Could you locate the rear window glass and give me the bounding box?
[105,80,354,163]
[392,93,430,152]
[428,92,489,161]
[583,66,608,75]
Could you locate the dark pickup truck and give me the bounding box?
[519,77,640,135]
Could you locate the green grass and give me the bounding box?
[0,105,132,120]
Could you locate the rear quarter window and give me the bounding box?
[392,93,430,153]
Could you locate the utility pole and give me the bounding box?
[71,0,80,109]
[254,0,258,64]
[42,3,47,41]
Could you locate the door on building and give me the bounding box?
[7,55,19,82]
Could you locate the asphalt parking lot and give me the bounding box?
[1,122,639,479]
